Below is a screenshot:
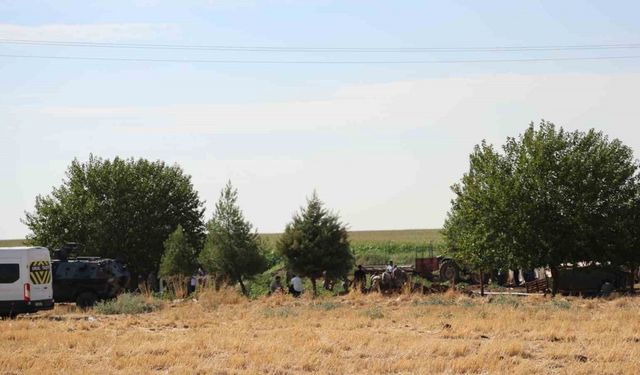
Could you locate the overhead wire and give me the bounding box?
[0,38,640,53]
[0,53,639,64]
[1,38,639,64]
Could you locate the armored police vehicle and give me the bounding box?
[52,243,130,308]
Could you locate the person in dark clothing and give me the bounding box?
[269,275,284,295]
[353,265,367,292]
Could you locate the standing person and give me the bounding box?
[270,275,284,295]
[189,274,197,294]
[353,265,367,292]
[290,274,303,297]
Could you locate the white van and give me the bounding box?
[0,247,54,317]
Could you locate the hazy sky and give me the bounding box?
[2,1,640,238]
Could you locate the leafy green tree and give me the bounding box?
[198,182,268,296]
[443,141,514,294]
[24,155,205,275]
[277,192,354,295]
[445,121,640,294]
[159,225,198,277]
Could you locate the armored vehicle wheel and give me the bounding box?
[76,291,97,309]
[439,261,460,282]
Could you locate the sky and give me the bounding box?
[2,0,640,238]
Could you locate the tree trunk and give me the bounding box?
[631,265,637,294]
[311,277,317,296]
[480,271,485,297]
[550,266,559,297]
[451,274,456,292]
[238,277,248,297]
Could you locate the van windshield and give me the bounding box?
[0,264,20,283]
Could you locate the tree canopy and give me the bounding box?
[159,225,198,278]
[277,192,354,295]
[24,155,205,275]
[198,182,268,296]
[444,121,640,292]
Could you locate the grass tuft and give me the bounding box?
[94,293,163,315]
[364,306,384,319]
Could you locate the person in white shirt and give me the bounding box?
[290,275,303,297]
[386,261,396,273]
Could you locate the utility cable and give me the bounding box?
[1,38,640,53]
[0,53,639,64]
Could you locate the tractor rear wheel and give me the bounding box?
[439,261,460,282]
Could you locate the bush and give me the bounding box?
[364,307,384,319]
[94,293,163,315]
[312,301,341,311]
[489,295,521,308]
[263,306,298,318]
[550,299,572,309]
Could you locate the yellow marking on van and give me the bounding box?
[30,261,51,284]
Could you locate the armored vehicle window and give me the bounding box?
[0,264,20,283]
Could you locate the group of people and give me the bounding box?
[269,260,399,296]
[269,274,304,297]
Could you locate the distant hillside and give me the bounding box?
[261,228,443,245]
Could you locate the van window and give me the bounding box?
[0,264,20,283]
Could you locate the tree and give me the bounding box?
[159,225,198,278]
[24,155,205,276]
[444,121,640,294]
[277,192,354,295]
[443,141,514,295]
[198,182,268,296]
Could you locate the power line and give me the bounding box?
[1,53,639,64]
[1,38,640,53]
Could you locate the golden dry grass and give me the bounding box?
[2,290,640,374]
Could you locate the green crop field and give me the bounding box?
[261,228,442,245]
[0,239,27,247]
[2,229,442,249]
[262,228,445,267]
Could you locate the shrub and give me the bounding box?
[550,299,572,309]
[263,306,298,318]
[489,295,521,308]
[312,301,341,311]
[364,307,384,319]
[94,293,163,315]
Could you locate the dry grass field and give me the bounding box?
[2,290,639,375]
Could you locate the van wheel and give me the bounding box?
[76,292,97,309]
